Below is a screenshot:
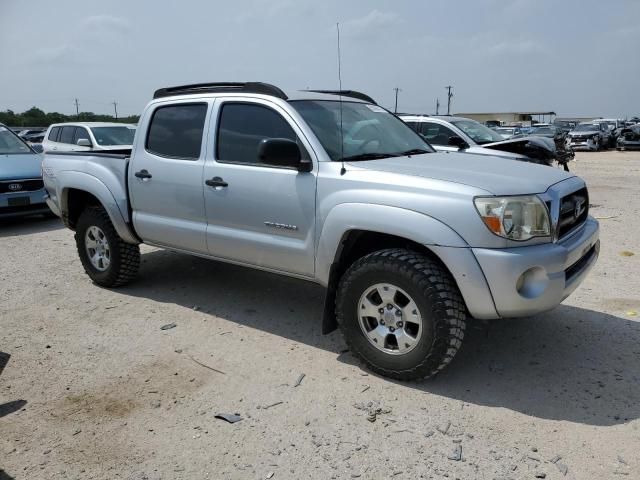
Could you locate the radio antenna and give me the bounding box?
[337,22,346,175]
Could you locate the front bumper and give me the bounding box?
[0,189,50,219]
[569,138,598,151]
[472,217,600,317]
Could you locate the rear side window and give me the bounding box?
[59,126,76,144]
[146,104,207,160]
[48,127,61,141]
[217,103,297,164]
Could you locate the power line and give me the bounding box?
[445,85,453,115]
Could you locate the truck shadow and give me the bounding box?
[0,216,62,238]
[123,249,640,427]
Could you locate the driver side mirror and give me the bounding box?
[448,136,469,150]
[76,138,91,147]
[257,138,312,172]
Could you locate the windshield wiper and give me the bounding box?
[397,148,430,156]
[340,152,396,162]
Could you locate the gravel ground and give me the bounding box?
[1,151,639,480]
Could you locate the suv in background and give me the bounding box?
[567,123,606,151]
[42,122,136,152]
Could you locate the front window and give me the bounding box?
[290,100,433,161]
[91,126,136,146]
[0,126,32,154]
[450,119,504,144]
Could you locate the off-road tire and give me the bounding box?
[336,249,467,381]
[75,206,140,287]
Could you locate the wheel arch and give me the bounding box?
[59,175,138,244]
[316,203,473,334]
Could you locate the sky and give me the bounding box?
[1,0,639,118]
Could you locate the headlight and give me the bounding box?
[474,196,551,241]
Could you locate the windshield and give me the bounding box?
[290,100,433,161]
[450,119,504,144]
[90,126,136,146]
[0,126,33,154]
[574,124,597,132]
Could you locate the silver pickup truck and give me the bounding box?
[42,82,600,380]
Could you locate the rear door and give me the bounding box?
[128,101,211,254]
[202,98,317,277]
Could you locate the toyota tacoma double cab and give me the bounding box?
[42,82,600,380]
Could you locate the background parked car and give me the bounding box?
[493,126,522,139]
[400,115,571,169]
[0,124,51,219]
[616,125,640,150]
[567,123,607,151]
[42,122,136,152]
[17,128,46,139]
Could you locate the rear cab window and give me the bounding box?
[146,103,208,160]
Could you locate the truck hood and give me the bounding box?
[348,151,574,196]
[0,153,43,180]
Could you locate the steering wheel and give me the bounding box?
[356,139,380,153]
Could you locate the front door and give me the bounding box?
[203,99,317,277]
[128,101,210,254]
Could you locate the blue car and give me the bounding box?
[1,124,51,218]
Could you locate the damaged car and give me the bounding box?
[616,125,640,151]
[567,123,606,151]
[400,115,573,171]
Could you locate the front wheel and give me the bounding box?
[336,249,467,380]
[75,206,140,287]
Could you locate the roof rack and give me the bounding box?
[305,90,377,105]
[153,82,288,100]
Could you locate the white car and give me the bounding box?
[42,122,136,152]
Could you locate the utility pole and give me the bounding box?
[445,85,453,115]
[74,98,80,119]
[393,87,402,113]
[436,98,440,115]
[112,101,118,120]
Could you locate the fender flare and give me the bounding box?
[58,171,138,244]
[315,203,468,286]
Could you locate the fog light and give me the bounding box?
[516,266,549,299]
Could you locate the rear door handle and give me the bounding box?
[134,169,152,179]
[205,177,228,188]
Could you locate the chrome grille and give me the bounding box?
[557,187,589,239]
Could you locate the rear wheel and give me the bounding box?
[336,249,467,380]
[75,206,140,287]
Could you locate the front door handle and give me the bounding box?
[134,169,152,179]
[205,177,228,188]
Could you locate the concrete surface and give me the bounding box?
[1,151,639,479]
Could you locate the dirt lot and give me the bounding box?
[1,151,639,480]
